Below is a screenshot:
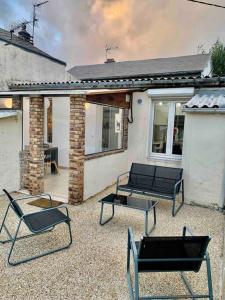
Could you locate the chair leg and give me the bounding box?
[145,208,156,236]
[0,204,11,243]
[206,254,213,300]
[8,220,72,266]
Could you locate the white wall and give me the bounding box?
[127,91,182,169]
[0,114,22,193]
[52,97,70,167]
[0,40,68,90]
[182,113,225,208]
[84,151,128,200]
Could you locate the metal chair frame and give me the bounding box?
[0,192,72,266]
[127,227,213,300]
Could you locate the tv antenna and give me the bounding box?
[9,20,32,40]
[105,44,118,61]
[32,1,49,43]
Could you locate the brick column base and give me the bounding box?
[69,95,86,205]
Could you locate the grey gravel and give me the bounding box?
[0,186,224,300]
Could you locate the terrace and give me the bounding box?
[0,184,224,299]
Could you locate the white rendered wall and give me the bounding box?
[0,114,22,193]
[127,91,182,169]
[182,113,225,208]
[84,151,128,200]
[0,40,68,90]
[52,97,70,168]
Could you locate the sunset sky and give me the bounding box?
[1,0,225,68]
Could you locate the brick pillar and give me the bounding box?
[69,95,86,205]
[28,96,44,195]
[123,108,129,150]
[12,96,22,110]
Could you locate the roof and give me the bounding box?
[0,28,66,66]
[7,75,225,92]
[0,111,17,119]
[68,54,211,80]
[184,90,225,109]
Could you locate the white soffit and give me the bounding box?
[147,87,194,98]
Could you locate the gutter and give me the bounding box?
[182,108,225,113]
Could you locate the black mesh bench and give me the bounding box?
[116,163,184,217]
[127,227,213,299]
[0,189,72,266]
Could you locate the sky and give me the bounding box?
[1,0,225,69]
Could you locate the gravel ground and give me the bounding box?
[0,186,224,300]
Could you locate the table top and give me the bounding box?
[99,193,158,211]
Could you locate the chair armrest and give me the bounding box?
[128,227,138,259]
[21,204,69,219]
[13,193,53,206]
[117,171,130,186]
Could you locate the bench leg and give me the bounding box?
[172,182,185,217]
[99,203,115,225]
[145,206,156,236]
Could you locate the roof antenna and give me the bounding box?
[32,1,49,44]
[9,20,32,40]
[105,44,118,63]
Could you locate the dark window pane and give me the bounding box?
[152,102,169,153]
[172,103,185,155]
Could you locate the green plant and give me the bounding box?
[210,40,225,76]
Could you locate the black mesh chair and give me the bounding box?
[127,227,213,299]
[0,189,72,266]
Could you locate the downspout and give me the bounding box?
[128,92,133,123]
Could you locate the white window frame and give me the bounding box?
[148,98,187,161]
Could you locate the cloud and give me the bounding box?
[1,0,225,68]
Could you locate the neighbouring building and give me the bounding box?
[0,26,69,193]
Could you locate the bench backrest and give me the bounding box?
[128,163,183,194]
[138,235,210,272]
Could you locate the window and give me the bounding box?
[150,100,185,158]
[85,103,123,155]
[0,98,12,109]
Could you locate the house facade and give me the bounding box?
[1,51,225,210]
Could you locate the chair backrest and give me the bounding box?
[138,235,210,272]
[3,189,23,218]
[129,163,156,189]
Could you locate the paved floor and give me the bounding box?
[44,168,68,202]
[0,186,224,300]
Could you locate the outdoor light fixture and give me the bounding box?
[85,102,90,109]
[177,103,181,107]
[137,99,142,104]
[0,98,12,109]
[159,101,163,106]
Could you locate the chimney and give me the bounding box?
[104,58,115,64]
[18,23,32,43]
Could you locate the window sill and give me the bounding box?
[85,148,125,161]
[147,154,183,162]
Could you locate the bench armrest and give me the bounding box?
[174,178,183,195]
[117,171,130,187]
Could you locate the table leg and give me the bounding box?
[144,206,156,236]
[99,203,115,225]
